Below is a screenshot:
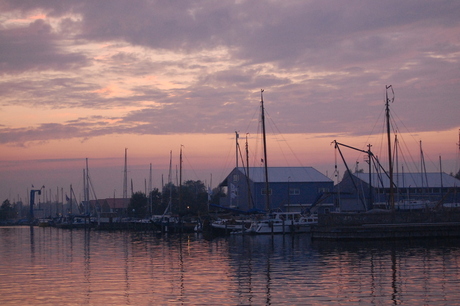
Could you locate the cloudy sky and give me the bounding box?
[1,0,459,203]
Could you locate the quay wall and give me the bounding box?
[318,210,460,227]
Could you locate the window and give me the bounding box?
[233,174,239,182]
[261,188,272,195]
[289,188,300,195]
[318,188,330,193]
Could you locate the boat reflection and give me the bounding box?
[2,227,459,305]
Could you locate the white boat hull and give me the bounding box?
[245,213,318,234]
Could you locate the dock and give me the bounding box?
[312,210,460,240]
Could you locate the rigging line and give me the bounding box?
[264,109,304,168]
[215,133,236,185]
[421,145,441,172]
[183,152,200,181]
[361,105,386,153]
[243,102,264,169]
[265,116,291,166]
[244,102,262,135]
[390,110,439,171]
[396,131,420,173]
[236,139,256,208]
[251,115,262,168]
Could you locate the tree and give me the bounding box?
[149,188,163,215]
[127,192,148,218]
[180,180,208,215]
[0,199,16,220]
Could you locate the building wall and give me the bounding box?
[220,168,334,212]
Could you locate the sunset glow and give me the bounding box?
[1,1,459,203]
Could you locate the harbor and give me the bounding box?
[1,2,460,305]
[2,225,460,305]
[3,87,460,241]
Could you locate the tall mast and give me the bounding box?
[149,163,153,216]
[246,133,252,209]
[385,85,394,209]
[69,184,72,214]
[235,131,239,168]
[367,143,373,209]
[123,148,128,200]
[168,150,172,215]
[420,140,428,191]
[179,145,183,214]
[83,169,86,203]
[261,89,270,212]
[85,158,90,214]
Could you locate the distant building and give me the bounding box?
[335,171,460,211]
[89,198,130,216]
[217,167,334,213]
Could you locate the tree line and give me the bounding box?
[0,179,225,221]
[127,179,223,219]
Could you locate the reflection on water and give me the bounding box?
[0,226,460,305]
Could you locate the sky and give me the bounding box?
[1,0,459,204]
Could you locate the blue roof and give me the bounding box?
[236,167,332,183]
[352,172,460,188]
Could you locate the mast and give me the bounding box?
[385,85,394,209]
[260,89,270,212]
[167,150,173,215]
[246,133,251,209]
[123,148,128,200]
[179,145,183,214]
[83,158,90,214]
[420,140,428,189]
[367,143,373,209]
[394,134,399,202]
[235,131,239,168]
[439,156,443,189]
[149,163,153,216]
[70,184,73,214]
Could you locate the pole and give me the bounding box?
[235,131,239,168]
[385,85,394,209]
[261,89,270,212]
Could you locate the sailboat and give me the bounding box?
[153,148,197,233]
[55,159,94,229]
[234,90,317,234]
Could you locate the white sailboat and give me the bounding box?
[235,90,317,234]
[245,212,317,234]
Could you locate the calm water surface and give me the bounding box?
[0,226,459,305]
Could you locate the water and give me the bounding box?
[1,226,460,305]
